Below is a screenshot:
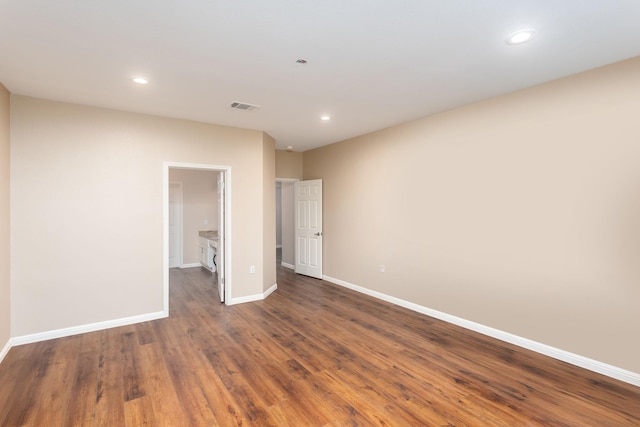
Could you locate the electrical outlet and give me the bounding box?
[249,265,256,274]
[204,219,208,225]
[380,264,385,273]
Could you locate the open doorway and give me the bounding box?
[168,182,183,268]
[276,178,298,270]
[163,162,231,312]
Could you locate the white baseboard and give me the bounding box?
[180,263,202,269]
[281,261,294,270]
[263,282,278,298]
[228,283,278,305]
[10,311,168,348]
[0,338,11,364]
[322,274,640,388]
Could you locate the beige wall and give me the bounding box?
[263,133,276,291]
[168,169,219,265]
[10,96,273,336]
[303,57,640,373]
[276,150,303,179]
[0,84,10,352]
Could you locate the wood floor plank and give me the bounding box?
[0,346,32,426]
[62,350,99,426]
[93,329,126,427]
[120,330,146,403]
[123,395,156,426]
[150,319,219,426]
[136,325,190,426]
[31,339,86,427]
[12,344,54,426]
[0,263,638,426]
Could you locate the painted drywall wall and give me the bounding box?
[0,83,10,354]
[168,169,219,265]
[10,96,272,336]
[303,57,640,374]
[263,133,276,292]
[276,150,303,179]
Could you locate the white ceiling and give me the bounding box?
[1,1,639,152]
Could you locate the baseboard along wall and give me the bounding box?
[322,274,640,388]
[0,281,280,362]
[4,271,636,388]
[0,339,11,364]
[179,263,202,269]
[281,262,294,270]
[228,283,278,305]
[4,310,167,360]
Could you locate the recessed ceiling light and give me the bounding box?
[321,115,331,121]
[505,29,537,45]
[131,76,149,84]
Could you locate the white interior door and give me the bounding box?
[295,179,323,279]
[217,172,225,303]
[168,182,182,268]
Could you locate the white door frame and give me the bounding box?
[163,161,232,314]
[217,172,226,303]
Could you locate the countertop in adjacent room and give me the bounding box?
[198,230,218,242]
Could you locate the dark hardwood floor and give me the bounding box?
[1,264,639,426]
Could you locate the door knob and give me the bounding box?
[314,232,323,236]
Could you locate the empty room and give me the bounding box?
[1,1,639,425]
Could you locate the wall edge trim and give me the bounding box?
[0,338,11,364]
[9,311,168,347]
[281,262,294,270]
[322,274,640,387]
[263,282,278,298]
[228,283,278,305]
[180,263,202,269]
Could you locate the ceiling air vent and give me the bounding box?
[230,101,260,111]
